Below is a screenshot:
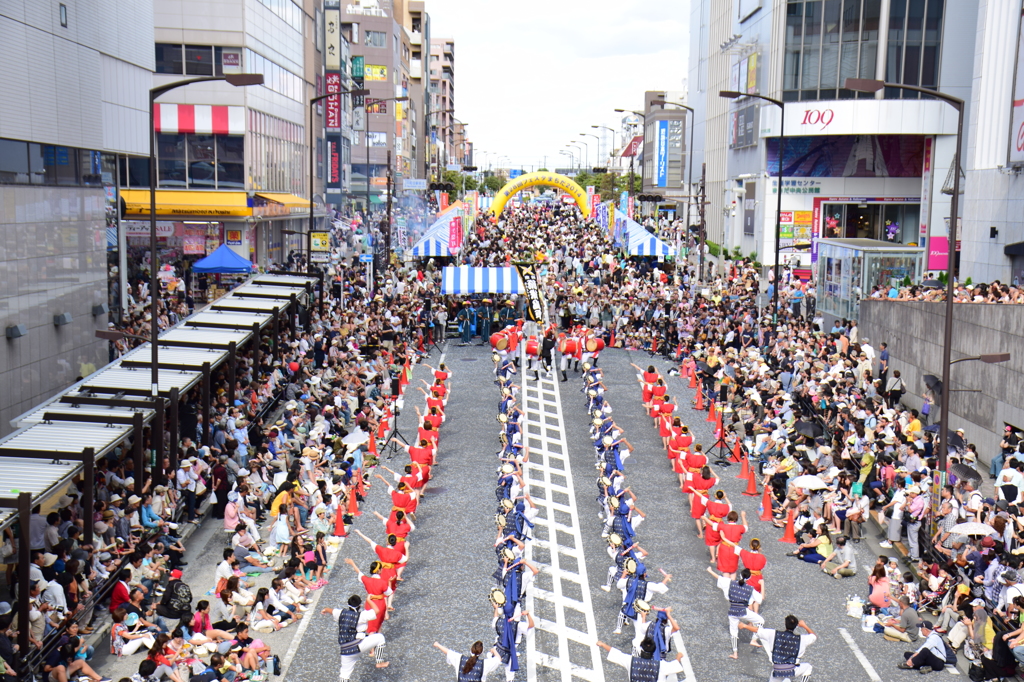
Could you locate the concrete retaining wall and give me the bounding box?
[858,300,1024,466]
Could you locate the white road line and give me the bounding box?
[277,541,345,678]
[523,340,606,682]
[838,627,883,682]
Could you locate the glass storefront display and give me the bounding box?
[821,202,921,244]
[817,238,924,321]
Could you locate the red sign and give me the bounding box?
[778,211,794,223]
[448,216,463,252]
[325,72,341,129]
[799,108,834,130]
[328,139,340,185]
[622,135,644,157]
[440,193,449,211]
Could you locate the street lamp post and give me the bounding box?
[720,91,784,336]
[567,144,583,172]
[592,125,618,167]
[363,95,408,278]
[149,74,263,398]
[614,109,647,197]
[651,99,696,278]
[559,150,574,171]
[580,132,601,169]
[573,139,589,169]
[845,77,966,470]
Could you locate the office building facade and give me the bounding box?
[0,0,154,434]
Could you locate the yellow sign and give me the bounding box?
[364,65,387,81]
[311,231,330,251]
[490,172,591,218]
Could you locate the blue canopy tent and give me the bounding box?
[192,244,254,274]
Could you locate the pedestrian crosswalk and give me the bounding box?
[521,353,606,682]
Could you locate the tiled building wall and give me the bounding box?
[0,185,109,436]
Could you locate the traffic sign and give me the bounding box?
[359,254,374,263]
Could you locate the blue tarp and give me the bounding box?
[192,244,254,274]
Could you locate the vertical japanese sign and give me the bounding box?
[920,136,933,240]
[627,196,635,219]
[514,263,545,322]
[655,120,669,187]
[448,215,463,253]
[440,193,449,212]
[324,8,342,198]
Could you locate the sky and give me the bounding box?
[423,0,689,173]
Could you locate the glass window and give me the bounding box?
[43,146,79,185]
[188,135,216,188]
[157,134,187,187]
[185,45,214,76]
[28,143,45,184]
[365,31,386,48]
[81,150,103,185]
[0,139,29,184]
[155,43,183,74]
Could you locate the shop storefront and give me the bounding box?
[756,99,958,269]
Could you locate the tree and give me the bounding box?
[464,175,479,192]
[616,172,640,195]
[442,169,464,194]
[483,175,504,193]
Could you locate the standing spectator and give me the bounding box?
[176,460,199,523]
[878,342,890,389]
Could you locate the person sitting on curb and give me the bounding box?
[820,536,857,578]
[897,620,949,673]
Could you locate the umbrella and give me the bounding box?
[791,475,827,490]
[950,462,982,486]
[923,374,942,394]
[696,361,714,375]
[949,522,997,537]
[921,279,943,289]
[342,431,370,446]
[923,424,966,450]
[794,421,825,439]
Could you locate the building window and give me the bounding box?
[0,138,115,187]
[885,0,944,99]
[364,31,386,48]
[783,0,883,102]
[254,0,302,33]
[59,3,67,27]
[245,50,303,102]
[156,44,184,74]
[149,133,245,190]
[185,45,214,76]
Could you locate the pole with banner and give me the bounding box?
[513,262,546,324]
[448,214,463,255]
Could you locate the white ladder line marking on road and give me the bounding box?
[523,369,606,682]
[837,627,883,682]
[278,540,346,677]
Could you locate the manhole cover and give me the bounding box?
[459,357,479,362]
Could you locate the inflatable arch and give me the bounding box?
[489,171,591,218]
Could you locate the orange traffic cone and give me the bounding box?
[348,484,362,517]
[693,389,704,411]
[706,400,716,422]
[736,452,750,479]
[688,371,697,389]
[334,503,348,537]
[759,485,774,522]
[742,465,759,496]
[731,439,743,463]
[715,406,723,431]
[779,508,797,543]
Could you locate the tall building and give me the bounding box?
[341,0,413,211]
[430,37,456,175]
[689,0,976,279]
[0,0,154,434]
[963,1,1024,284]
[642,90,690,212]
[398,0,431,182]
[141,0,350,269]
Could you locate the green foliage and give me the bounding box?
[463,176,479,192]
[537,168,549,172]
[964,276,973,287]
[732,246,743,261]
[938,271,948,285]
[747,251,758,261]
[902,275,912,286]
[483,175,504,193]
[706,240,721,257]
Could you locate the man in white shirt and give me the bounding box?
[739,615,816,680]
[597,637,685,681]
[898,620,948,672]
[176,459,200,522]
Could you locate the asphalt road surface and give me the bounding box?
[285,341,922,681]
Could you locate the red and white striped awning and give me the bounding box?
[155,104,246,135]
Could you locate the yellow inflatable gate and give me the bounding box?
[489,171,591,219]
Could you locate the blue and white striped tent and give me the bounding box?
[442,266,524,295]
[411,232,450,257]
[629,233,676,257]
[616,209,676,257]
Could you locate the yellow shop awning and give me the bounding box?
[253,193,311,218]
[122,190,251,217]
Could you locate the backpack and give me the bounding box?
[942,638,957,667]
